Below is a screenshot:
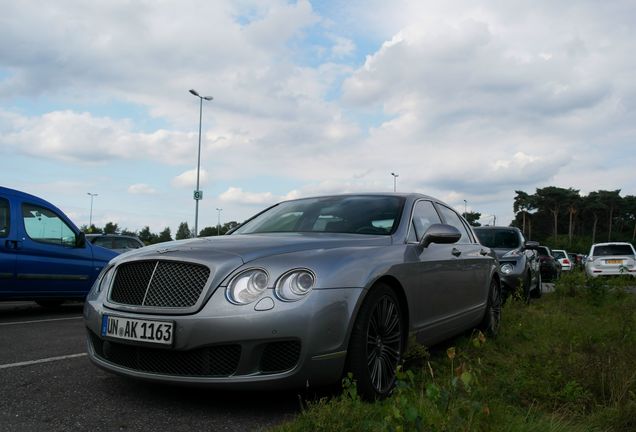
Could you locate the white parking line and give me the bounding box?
[0,353,87,370]
[0,316,83,326]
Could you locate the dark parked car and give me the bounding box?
[537,245,561,282]
[473,226,541,301]
[0,186,117,307]
[86,234,144,254]
[85,193,500,399]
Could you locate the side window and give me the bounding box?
[127,239,143,249]
[22,203,76,247]
[436,204,471,243]
[0,198,9,238]
[113,238,128,249]
[408,200,442,242]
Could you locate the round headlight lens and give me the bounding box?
[226,269,269,305]
[500,263,514,274]
[276,270,315,302]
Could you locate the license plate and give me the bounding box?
[606,259,623,265]
[101,315,174,345]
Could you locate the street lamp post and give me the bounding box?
[463,199,467,217]
[216,208,223,236]
[390,172,399,192]
[189,89,213,238]
[87,193,98,230]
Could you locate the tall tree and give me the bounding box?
[463,211,482,227]
[138,226,158,245]
[582,192,606,244]
[622,195,636,242]
[157,227,173,243]
[563,188,581,246]
[103,222,119,234]
[175,222,192,240]
[534,187,570,242]
[513,190,535,236]
[597,189,621,241]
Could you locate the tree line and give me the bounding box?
[510,187,636,253]
[81,220,240,245]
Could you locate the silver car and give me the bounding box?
[585,242,636,278]
[84,194,500,399]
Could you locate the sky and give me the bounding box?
[1,0,635,234]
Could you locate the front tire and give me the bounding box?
[347,283,404,400]
[480,278,501,336]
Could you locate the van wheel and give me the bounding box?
[347,283,404,400]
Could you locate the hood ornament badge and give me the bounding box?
[156,248,179,254]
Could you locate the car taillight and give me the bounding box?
[563,259,570,264]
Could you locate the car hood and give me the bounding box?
[114,232,393,264]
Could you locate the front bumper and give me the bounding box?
[84,286,363,389]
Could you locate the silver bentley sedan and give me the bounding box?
[84,194,500,399]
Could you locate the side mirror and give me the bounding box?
[418,224,461,250]
[76,231,86,248]
[524,240,540,250]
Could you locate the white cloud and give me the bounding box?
[172,169,209,188]
[127,183,156,195]
[219,187,300,206]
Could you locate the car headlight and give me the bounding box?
[500,263,514,274]
[226,269,269,305]
[503,249,521,258]
[275,269,315,302]
[91,265,115,295]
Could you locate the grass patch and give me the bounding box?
[273,274,636,432]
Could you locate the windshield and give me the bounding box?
[474,229,521,249]
[232,195,405,235]
[592,244,635,256]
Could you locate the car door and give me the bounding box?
[435,204,490,316]
[14,200,97,297]
[400,200,458,337]
[0,196,17,294]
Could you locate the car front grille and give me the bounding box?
[89,331,241,377]
[109,260,210,308]
[260,340,301,373]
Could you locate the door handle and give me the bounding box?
[451,247,461,257]
[480,249,489,256]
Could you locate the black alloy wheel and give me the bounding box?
[348,283,403,400]
[480,278,501,336]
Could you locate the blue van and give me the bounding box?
[0,186,117,307]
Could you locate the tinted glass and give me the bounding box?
[538,246,551,257]
[552,250,566,259]
[93,237,112,248]
[0,198,9,238]
[22,203,75,246]
[232,196,405,235]
[408,200,441,242]
[592,244,635,256]
[127,238,143,248]
[113,238,128,249]
[436,205,471,243]
[474,229,521,249]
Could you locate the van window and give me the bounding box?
[22,203,76,247]
[0,198,9,238]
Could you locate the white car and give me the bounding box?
[585,242,636,278]
[552,249,572,271]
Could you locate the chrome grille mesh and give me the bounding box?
[110,261,210,308]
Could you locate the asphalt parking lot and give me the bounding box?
[0,302,299,432]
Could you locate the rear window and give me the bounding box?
[592,244,635,256]
[552,250,566,259]
[474,229,521,249]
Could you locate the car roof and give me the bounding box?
[473,226,519,231]
[591,242,633,246]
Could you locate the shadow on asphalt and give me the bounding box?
[0,301,84,319]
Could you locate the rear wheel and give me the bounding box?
[347,283,404,400]
[480,278,501,336]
